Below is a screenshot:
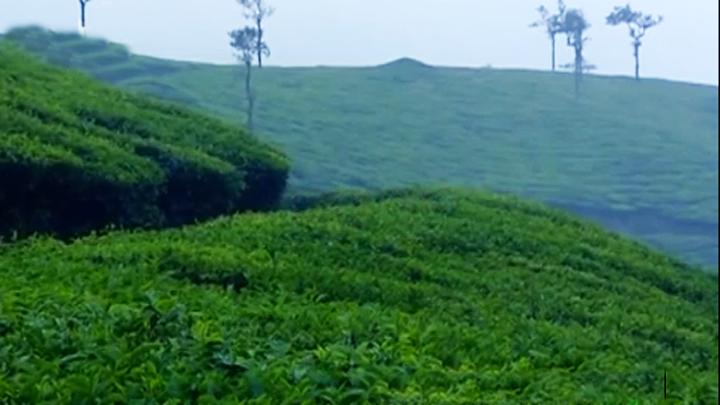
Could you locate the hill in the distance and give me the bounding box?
[0,43,288,238]
[0,188,716,402]
[4,26,717,269]
[378,57,433,70]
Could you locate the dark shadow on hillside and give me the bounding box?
[552,201,719,269]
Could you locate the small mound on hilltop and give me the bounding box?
[0,44,289,238]
[0,189,715,402]
[378,57,433,70]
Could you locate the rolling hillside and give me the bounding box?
[2,26,717,269]
[0,26,717,403]
[0,43,288,238]
[0,189,717,402]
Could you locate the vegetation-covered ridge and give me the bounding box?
[0,188,716,403]
[3,26,716,268]
[0,43,289,238]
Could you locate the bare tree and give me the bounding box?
[78,0,92,32]
[530,0,566,72]
[607,5,663,80]
[238,0,273,68]
[230,27,262,132]
[561,9,590,95]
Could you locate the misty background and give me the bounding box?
[1,0,718,85]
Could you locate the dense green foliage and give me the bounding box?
[4,26,716,269]
[0,43,289,238]
[0,189,716,403]
[0,29,716,402]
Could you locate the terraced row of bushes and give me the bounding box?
[0,189,716,402]
[4,26,717,268]
[0,26,183,82]
[0,44,289,238]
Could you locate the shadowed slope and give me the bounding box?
[0,44,289,238]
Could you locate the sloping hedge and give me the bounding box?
[0,189,716,402]
[0,44,289,238]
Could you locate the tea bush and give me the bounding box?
[0,189,716,403]
[0,44,289,238]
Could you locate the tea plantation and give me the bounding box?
[0,189,716,403]
[0,44,288,239]
[2,26,716,269]
[0,27,717,403]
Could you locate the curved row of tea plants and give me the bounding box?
[0,44,289,238]
[0,189,716,403]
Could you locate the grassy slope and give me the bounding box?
[0,43,288,238]
[0,189,717,403]
[5,27,716,269]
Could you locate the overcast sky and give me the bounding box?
[1,0,718,85]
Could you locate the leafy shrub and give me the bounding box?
[0,189,715,402]
[0,44,289,238]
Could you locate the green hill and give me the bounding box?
[0,189,716,403]
[4,26,716,269]
[0,43,288,238]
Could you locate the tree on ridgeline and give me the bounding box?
[530,0,566,72]
[561,8,590,95]
[606,4,663,80]
[229,27,266,133]
[78,0,92,33]
[238,0,273,68]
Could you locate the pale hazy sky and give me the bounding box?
[1,0,718,84]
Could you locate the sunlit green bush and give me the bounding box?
[0,189,715,402]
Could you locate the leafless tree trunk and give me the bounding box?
[633,40,640,80]
[551,34,556,72]
[255,17,264,68]
[79,0,88,28]
[574,43,582,96]
[244,61,255,132]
